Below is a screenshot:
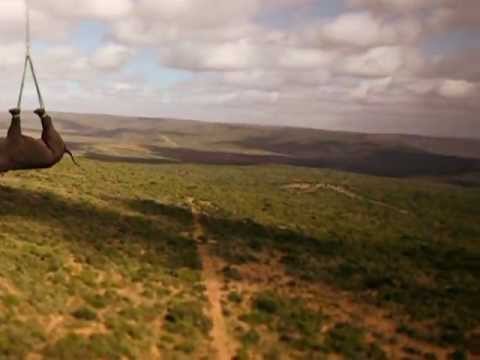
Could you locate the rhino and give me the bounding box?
[0,108,77,173]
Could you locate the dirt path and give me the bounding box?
[284,183,409,215]
[161,135,178,148]
[188,198,235,360]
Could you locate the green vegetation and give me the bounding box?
[184,166,480,347]
[325,323,387,359]
[0,160,209,358]
[164,301,212,336]
[0,157,478,358]
[45,333,132,359]
[227,291,243,304]
[235,290,386,359]
[71,306,97,321]
[238,291,325,356]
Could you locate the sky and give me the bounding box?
[0,0,479,138]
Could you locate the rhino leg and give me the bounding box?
[7,108,22,140]
[34,109,66,161]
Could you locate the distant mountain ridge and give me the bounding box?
[0,111,479,178]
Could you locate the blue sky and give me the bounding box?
[0,0,478,138]
[71,21,108,52]
[256,0,345,28]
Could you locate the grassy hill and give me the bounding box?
[0,112,479,358]
[0,158,479,359]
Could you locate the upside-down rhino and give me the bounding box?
[0,108,76,173]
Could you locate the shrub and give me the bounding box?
[71,307,97,321]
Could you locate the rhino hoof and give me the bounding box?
[34,108,46,118]
[9,108,20,117]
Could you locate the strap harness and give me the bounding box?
[17,1,45,110]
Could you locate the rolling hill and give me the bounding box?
[0,112,479,359]
[1,111,479,180]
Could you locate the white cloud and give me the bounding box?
[323,12,385,47]
[279,48,337,69]
[350,0,480,34]
[301,11,422,49]
[437,80,476,98]
[31,0,133,20]
[223,70,283,89]
[136,0,259,25]
[91,43,134,71]
[0,0,477,138]
[340,46,422,77]
[0,43,25,68]
[204,40,259,70]
[159,40,261,71]
[350,76,393,100]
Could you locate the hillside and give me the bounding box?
[1,112,479,180]
[0,113,479,358]
[0,160,479,359]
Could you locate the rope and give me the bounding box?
[17,1,45,110]
[26,0,31,56]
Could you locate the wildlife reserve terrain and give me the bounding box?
[0,113,479,359]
